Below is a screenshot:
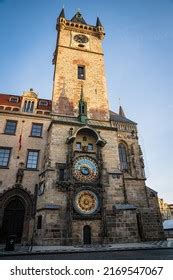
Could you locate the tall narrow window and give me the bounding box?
[76,142,81,150]
[26,150,39,169]
[30,101,34,112]
[78,66,85,80]
[118,143,129,171]
[59,168,65,181]
[37,215,42,229]
[23,100,27,112]
[88,143,93,151]
[4,120,17,135]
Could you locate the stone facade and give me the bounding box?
[159,198,173,221]
[0,9,164,245]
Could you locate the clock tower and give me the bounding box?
[52,9,110,121]
[34,9,164,246]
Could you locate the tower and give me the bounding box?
[52,9,109,121]
[33,9,164,245]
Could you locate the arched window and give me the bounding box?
[118,143,129,171]
[23,100,27,112]
[23,100,34,113]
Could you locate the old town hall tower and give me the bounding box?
[34,10,164,245]
[0,9,164,245]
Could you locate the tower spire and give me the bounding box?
[59,7,65,19]
[119,105,126,118]
[78,85,87,123]
[96,16,103,27]
[71,10,86,24]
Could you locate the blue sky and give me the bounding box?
[0,0,172,203]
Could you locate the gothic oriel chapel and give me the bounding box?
[0,10,164,245]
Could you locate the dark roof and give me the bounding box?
[58,8,65,19]
[96,17,103,27]
[119,105,125,117]
[110,110,137,125]
[71,11,87,24]
[0,93,51,111]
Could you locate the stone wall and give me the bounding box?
[139,208,165,240]
[106,209,140,243]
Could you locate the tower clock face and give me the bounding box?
[73,156,99,182]
[74,34,89,44]
[74,190,99,215]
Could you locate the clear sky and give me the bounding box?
[0,0,172,203]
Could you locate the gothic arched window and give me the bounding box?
[118,143,129,171]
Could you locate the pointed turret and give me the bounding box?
[96,17,103,27]
[119,105,125,118]
[56,8,66,30]
[59,8,65,19]
[71,11,87,24]
[78,85,87,123]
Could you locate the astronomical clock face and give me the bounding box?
[73,156,99,182]
[74,190,99,215]
[74,34,89,44]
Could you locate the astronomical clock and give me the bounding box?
[73,156,99,183]
[72,156,100,217]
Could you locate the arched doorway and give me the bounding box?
[83,225,91,245]
[1,197,25,243]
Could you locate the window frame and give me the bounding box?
[39,100,48,107]
[59,168,65,181]
[26,149,40,170]
[37,215,42,229]
[88,143,94,151]
[76,142,82,150]
[78,65,85,80]
[0,147,12,168]
[4,120,17,135]
[30,123,43,138]
[23,100,35,113]
[118,142,129,172]
[9,97,19,103]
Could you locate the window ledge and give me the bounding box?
[0,167,9,169]
[2,133,16,136]
[29,135,43,138]
[25,168,39,171]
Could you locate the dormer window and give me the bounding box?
[9,97,19,103]
[23,100,34,113]
[39,100,48,107]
